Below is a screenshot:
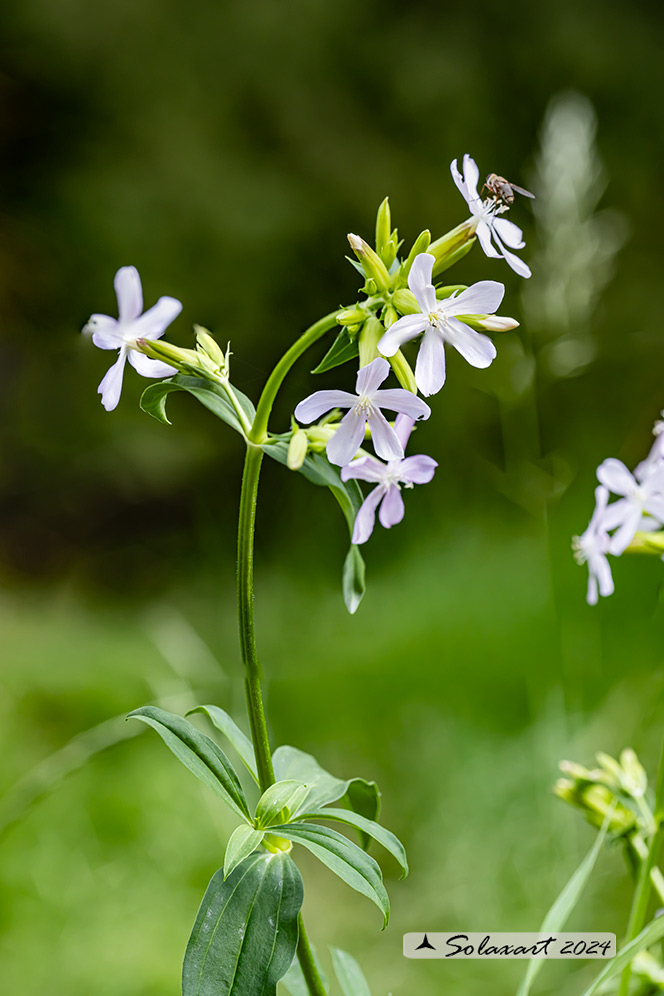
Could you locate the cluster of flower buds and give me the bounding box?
[83,155,533,544]
[554,748,653,838]
[573,414,664,604]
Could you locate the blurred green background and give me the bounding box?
[2,0,664,993]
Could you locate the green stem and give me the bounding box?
[249,310,340,443]
[296,915,327,996]
[618,744,664,996]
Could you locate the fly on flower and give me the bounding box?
[482,173,535,207]
[451,154,532,278]
[83,266,182,411]
[341,415,438,544]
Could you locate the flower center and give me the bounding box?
[353,394,374,418]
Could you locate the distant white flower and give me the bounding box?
[450,154,531,278]
[572,486,614,605]
[83,266,181,411]
[597,458,664,554]
[378,253,503,396]
[294,357,430,466]
[634,411,664,481]
[341,415,438,544]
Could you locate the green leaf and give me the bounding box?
[255,781,310,829]
[182,852,303,996]
[516,824,608,996]
[140,375,255,434]
[187,705,259,784]
[279,948,328,996]
[268,822,390,928]
[343,545,366,615]
[311,328,360,375]
[128,706,250,821]
[273,746,351,813]
[330,947,372,996]
[297,808,408,878]
[577,916,664,996]
[344,779,380,825]
[223,825,265,878]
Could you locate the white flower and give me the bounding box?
[83,266,182,411]
[596,458,664,555]
[634,411,664,481]
[572,486,614,605]
[294,357,430,466]
[450,154,531,278]
[340,415,438,544]
[378,253,503,396]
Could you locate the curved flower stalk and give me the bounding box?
[451,154,532,278]
[341,415,438,543]
[574,413,664,603]
[378,252,514,396]
[294,357,430,466]
[82,266,181,411]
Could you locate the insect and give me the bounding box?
[482,173,535,206]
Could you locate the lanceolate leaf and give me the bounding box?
[311,328,360,375]
[330,947,372,996]
[223,825,265,879]
[183,852,303,996]
[343,546,366,615]
[273,747,350,813]
[578,915,664,996]
[128,706,250,821]
[187,705,259,784]
[297,808,408,878]
[268,822,390,927]
[140,375,255,435]
[255,781,310,829]
[343,779,380,848]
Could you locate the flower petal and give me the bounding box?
[400,454,438,484]
[378,316,428,356]
[294,390,357,423]
[407,253,437,313]
[415,330,446,396]
[326,410,367,466]
[394,414,415,451]
[462,154,481,200]
[596,459,635,497]
[340,455,386,484]
[492,217,525,249]
[372,388,431,420]
[97,348,127,411]
[444,280,505,317]
[88,315,122,349]
[594,553,614,598]
[132,296,183,338]
[356,357,390,396]
[114,267,143,323]
[444,318,496,369]
[586,571,598,606]
[643,495,664,523]
[351,486,385,545]
[609,506,642,555]
[491,227,532,278]
[450,158,470,204]
[378,485,405,529]
[128,350,178,378]
[475,220,501,259]
[368,408,404,461]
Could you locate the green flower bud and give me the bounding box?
[382,305,398,328]
[392,289,420,315]
[626,531,664,555]
[347,233,392,294]
[620,748,648,798]
[375,197,391,256]
[388,350,417,395]
[194,326,226,367]
[397,230,431,286]
[436,284,468,300]
[287,425,309,471]
[429,221,476,277]
[358,315,383,368]
[336,307,367,327]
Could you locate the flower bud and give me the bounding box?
[398,230,431,285]
[194,326,226,367]
[455,314,520,332]
[388,350,417,395]
[375,197,392,256]
[429,220,476,277]
[392,289,420,315]
[382,305,398,328]
[336,307,367,327]
[136,337,219,380]
[358,315,383,368]
[347,233,391,294]
[287,425,309,471]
